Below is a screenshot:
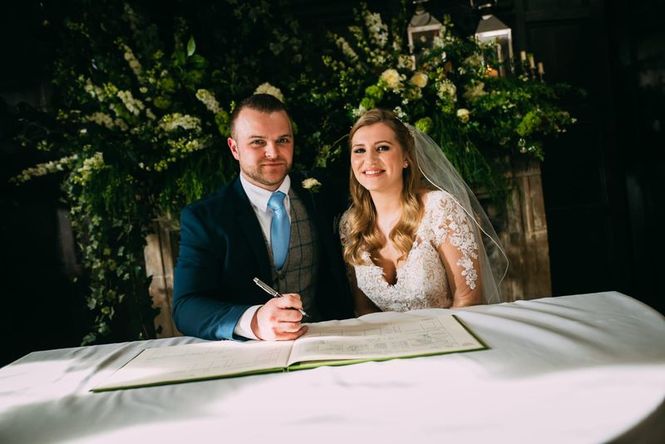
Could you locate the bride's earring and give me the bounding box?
[403,161,409,168]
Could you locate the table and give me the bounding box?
[1,291,663,443]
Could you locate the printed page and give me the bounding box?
[92,340,293,391]
[288,314,484,366]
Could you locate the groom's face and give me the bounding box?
[228,108,294,191]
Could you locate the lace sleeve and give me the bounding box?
[427,191,480,291]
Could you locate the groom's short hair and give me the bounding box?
[230,94,290,138]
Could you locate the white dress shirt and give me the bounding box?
[233,173,291,339]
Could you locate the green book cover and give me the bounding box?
[91,313,486,392]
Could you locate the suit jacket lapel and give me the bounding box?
[231,178,272,281]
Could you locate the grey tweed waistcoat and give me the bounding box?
[270,189,320,320]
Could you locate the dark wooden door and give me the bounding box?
[512,0,664,311]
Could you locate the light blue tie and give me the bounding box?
[267,191,290,270]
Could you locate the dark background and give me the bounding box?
[1,0,663,366]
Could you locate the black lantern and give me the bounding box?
[471,0,514,76]
[407,0,443,56]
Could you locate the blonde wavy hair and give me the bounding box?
[344,109,427,266]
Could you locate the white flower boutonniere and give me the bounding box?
[302,177,322,192]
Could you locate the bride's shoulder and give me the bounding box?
[419,189,455,209]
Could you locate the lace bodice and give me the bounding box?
[339,190,479,311]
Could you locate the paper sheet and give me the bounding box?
[93,340,292,391]
[289,314,483,365]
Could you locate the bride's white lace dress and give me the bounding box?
[339,190,480,311]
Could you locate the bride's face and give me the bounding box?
[350,122,407,194]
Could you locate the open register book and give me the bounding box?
[92,312,486,391]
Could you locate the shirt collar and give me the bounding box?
[239,173,291,212]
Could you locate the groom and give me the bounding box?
[173,93,353,340]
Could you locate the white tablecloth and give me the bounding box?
[1,291,664,443]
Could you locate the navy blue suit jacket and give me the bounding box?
[173,175,353,340]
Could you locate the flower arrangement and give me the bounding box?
[310,4,576,199]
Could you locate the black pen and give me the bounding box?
[252,277,308,317]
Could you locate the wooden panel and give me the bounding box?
[499,161,552,300]
[144,220,181,338]
[513,0,639,300]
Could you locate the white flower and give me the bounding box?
[393,106,407,120]
[117,90,145,116]
[371,54,387,66]
[437,79,457,101]
[352,104,367,118]
[10,154,78,184]
[456,108,470,123]
[158,113,201,132]
[83,78,106,101]
[464,53,483,69]
[114,119,129,131]
[83,79,97,98]
[87,112,115,129]
[335,36,358,61]
[254,82,285,103]
[380,69,402,90]
[73,152,105,185]
[122,44,142,78]
[302,177,322,190]
[409,71,428,89]
[363,11,388,48]
[397,54,415,71]
[195,89,221,114]
[463,81,487,102]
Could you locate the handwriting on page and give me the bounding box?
[290,316,479,363]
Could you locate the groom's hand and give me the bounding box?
[251,293,307,341]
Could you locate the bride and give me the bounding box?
[339,109,508,315]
